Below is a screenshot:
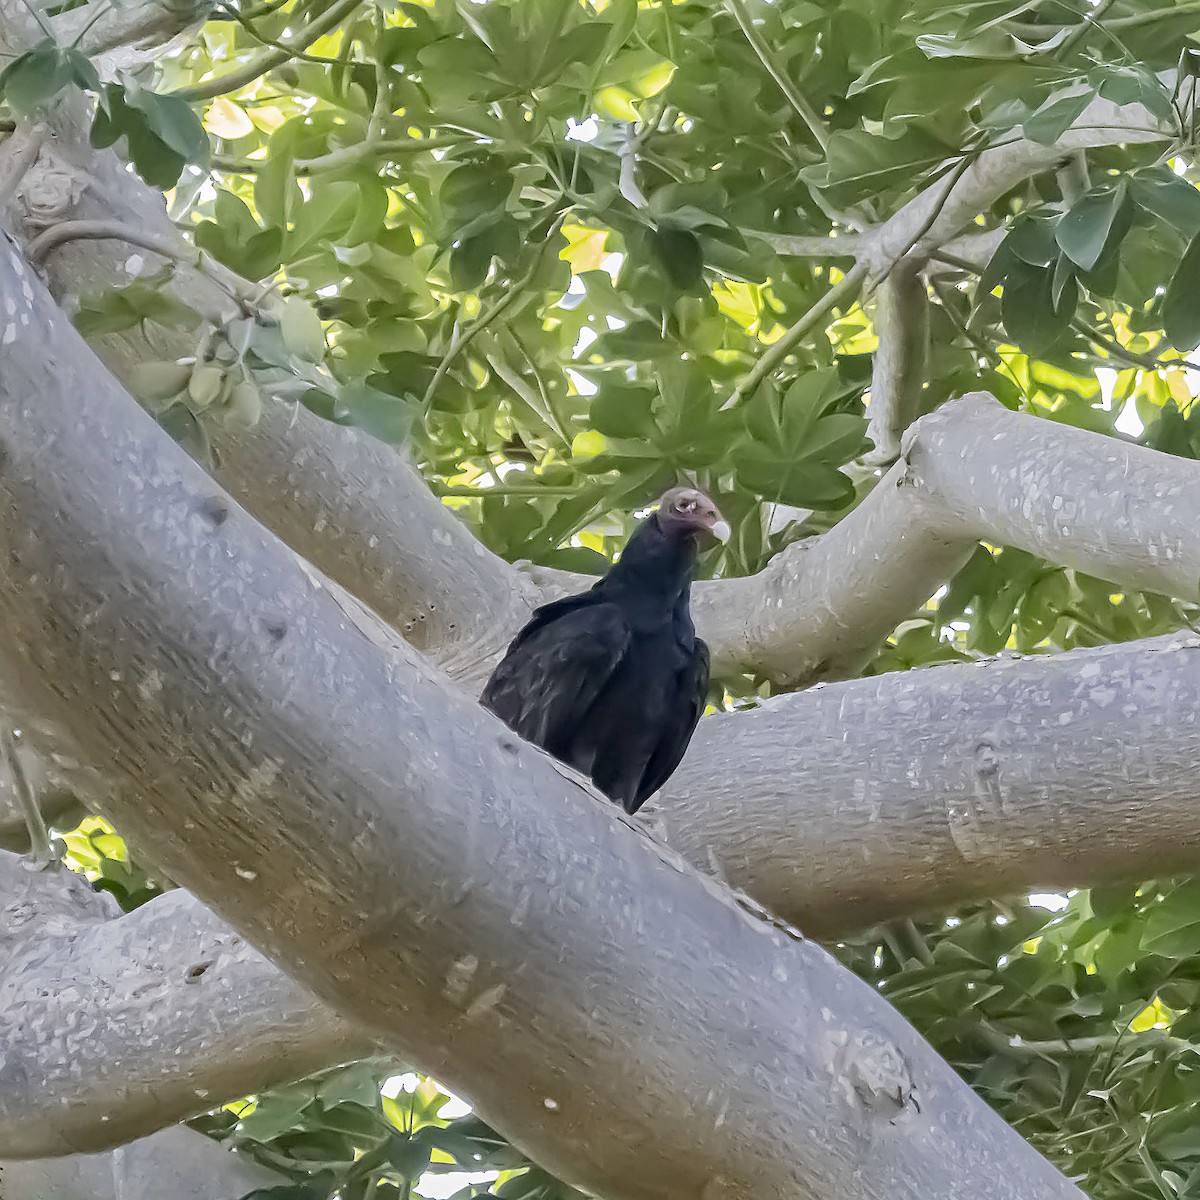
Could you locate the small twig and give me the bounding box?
[1,727,51,866]
[725,0,830,154]
[27,219,257,312]
[172,0,364,102]
[28,218,185,265]
[212,136,456,177]
[720,262,868,410]
[1071,316,1200,374]
[1055,0,1119,57]
[421,215,568,415]
[752,231,860,257]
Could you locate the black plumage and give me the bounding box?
[480,487,729,813]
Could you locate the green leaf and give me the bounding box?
[1002,262,1072,355]
[1132,169,1200,238]
[590,382,656,438]
[1163,230,1200,351]
[1143,881,1200,957]
[341,383,415,445]
[1055,183,1128,272]
[1006,215,1061,268]
[650,225,704,291]
[1022,89,1094,145]
[0,42,70,114]
[91,83,209,188]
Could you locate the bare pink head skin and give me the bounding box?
[655,486,731,544]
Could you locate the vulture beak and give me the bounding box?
[709,517,732,543]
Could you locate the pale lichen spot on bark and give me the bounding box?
[443,953,479,1004]
[463,982,507,1021]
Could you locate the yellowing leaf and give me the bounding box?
[572,429,607,457]
[632,59,676,99]
[1129,1002,1161,1033]
[712,279,759,330]
[1166,368,1192,406]
[595,86,640,122]
[205,97,254,140]
[248,104,286,133]
[561,225,610,273]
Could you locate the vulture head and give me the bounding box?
[655,487,731,545]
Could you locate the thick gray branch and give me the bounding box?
[684,391,1200,684]
[0,1125,284,1200]
[0,237,1080,1200]
[661,630,1200,934]
[10,625,1200,1154]
[0,855,376,1156]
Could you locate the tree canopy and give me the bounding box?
[7,0,1200,1198]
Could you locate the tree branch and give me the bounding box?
[855,88,1173,273]
[660,630,1200,935]
[0,1125,286,1200]
[0,234,1082,1200]
[53,0,217,58]
[11,623,1200,1153]
[863,262,930,465]
[0,855,376,1156]
[682,390,1200,684]
[170,0,364,102]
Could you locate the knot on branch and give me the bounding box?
[836,1032,919,1123]
[19,153,87,231]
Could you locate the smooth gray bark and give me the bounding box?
[0,233,1085,1200]
[0,853,375,1157]
[0,1126,283,1200]
[11,626,1200,1153]
[662,630,1200,933]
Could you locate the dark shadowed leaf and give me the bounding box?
[1163,231,1200,350]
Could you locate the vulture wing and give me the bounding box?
[628,637,711,813]
[480,596,632,760]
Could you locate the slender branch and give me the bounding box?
[27,218,187,265]
[171,0,363,102]
[855,88,1172,272]
[421,218,567,415]
[751,230,859,257]
[1071,316,1200,374]
[724,0,830,153]
[720,261,868,410]
[863,263,930,466]
[1055,0,1120,57]
[211,136,457,177]
[26,219,256,312]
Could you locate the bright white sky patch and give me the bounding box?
[566,115,600,142]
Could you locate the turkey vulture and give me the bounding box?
[480,487,730,813]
